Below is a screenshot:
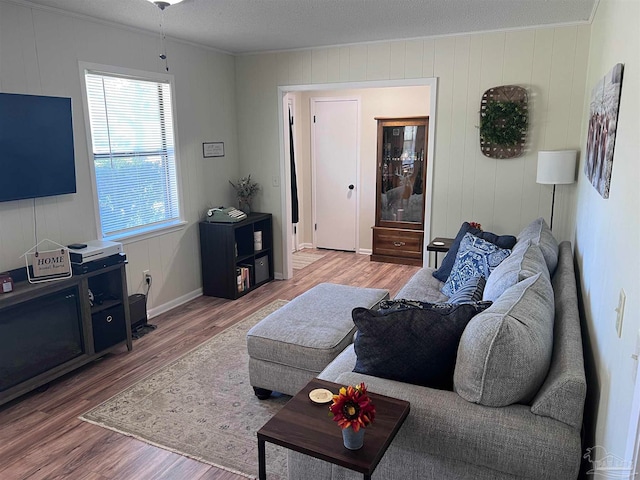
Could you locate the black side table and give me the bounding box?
[426,237,454,268]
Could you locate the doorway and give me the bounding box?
[311,98,359,252]
[278,79,438,280]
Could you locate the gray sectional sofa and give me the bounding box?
[287,218,587,479]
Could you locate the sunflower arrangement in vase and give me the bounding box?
[329,382,376,450]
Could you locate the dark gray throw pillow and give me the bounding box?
[432,222,517,282]
[352,301,492,390]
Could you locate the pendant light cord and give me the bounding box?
[159,9,169,72]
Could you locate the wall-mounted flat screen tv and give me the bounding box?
[0,92,76,202]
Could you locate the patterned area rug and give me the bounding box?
[292,250,326,270]
[80,300,290,479]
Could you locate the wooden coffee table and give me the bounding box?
[257,378,410,479]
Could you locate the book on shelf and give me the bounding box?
[240,263,253,291]
[236,265,252,292]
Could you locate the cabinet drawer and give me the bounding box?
[373,228,423,259]
[92,304,126,352]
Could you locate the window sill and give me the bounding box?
[103,219,188,245]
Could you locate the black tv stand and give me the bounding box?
[0,262,132,407]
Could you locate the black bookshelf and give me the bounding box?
[199,212,274,299]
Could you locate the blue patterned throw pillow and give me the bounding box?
[447,275,486,303]
[432,222,517,282]
[442,233,511,297]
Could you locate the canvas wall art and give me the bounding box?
[584,63,624,199]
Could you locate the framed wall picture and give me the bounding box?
[203,142,225,158]
[584,63,624,199]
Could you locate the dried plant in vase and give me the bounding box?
[229,175,260,213]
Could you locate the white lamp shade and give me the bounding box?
[536,150,577,185]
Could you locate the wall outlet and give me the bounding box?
[143,270,151,283]
[615,288,626,338]
[272,175,280,187]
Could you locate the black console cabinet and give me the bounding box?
[0,263,132,407]
[199,213,274,299]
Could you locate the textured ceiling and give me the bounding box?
[19,0,597,54]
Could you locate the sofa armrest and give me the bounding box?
[530,241,586,429]
[331,370,582,480]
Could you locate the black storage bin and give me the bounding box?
[92,304,126,352]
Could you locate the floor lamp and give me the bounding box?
[536,150,577,231]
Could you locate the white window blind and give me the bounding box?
[84,70,181,239]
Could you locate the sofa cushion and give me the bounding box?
[317,368,582,480]
[441,233,511,297]
[454,273,554,407]
[433,222,517,282]
[246,283,388,373]
[482,240,548,302]
[517,217,559,275]
[394,267,448,303]
[447,275,486,303]
[352,300,492,390]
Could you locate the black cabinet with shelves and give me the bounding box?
[199,213,274,299]
[0,262,132,407]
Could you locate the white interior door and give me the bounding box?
[312,98,358,251]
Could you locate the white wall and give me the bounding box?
[294,86,430,251]
[0,1,238,312]
[571,0,640,461]
[236,26,591,275]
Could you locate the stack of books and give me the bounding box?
[236,265,253,292]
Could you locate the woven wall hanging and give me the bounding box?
[479,85,528,159]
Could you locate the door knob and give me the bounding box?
[348,184,355,190]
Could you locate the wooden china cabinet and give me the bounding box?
[371,116,429,266]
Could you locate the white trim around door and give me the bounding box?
[277,78,438,280]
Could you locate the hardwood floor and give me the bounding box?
[0,250,419,480]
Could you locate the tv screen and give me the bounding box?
[0,93,76,202]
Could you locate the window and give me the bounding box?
[82,65,183,240]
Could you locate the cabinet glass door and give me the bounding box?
[379,123,426,225]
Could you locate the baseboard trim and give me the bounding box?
[297,243,313,250]
[358,248,372,255]
[147,288,203,319]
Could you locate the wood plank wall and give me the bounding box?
[0,1,239,312]
[235,25,591,273]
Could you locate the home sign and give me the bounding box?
[31,248,71,279]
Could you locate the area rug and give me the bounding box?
[292,250,325,270]
[80,300,290,479]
